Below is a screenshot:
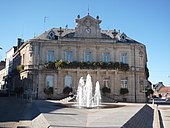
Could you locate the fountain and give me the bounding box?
[94,81,101,106]
[59,74,124,109]
[76,74,101,108]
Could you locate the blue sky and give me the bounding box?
[0,0,170,85]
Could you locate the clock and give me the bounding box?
[85,28,91,33]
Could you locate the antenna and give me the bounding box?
[88,5,90,15]
[21,25,24,39]
[44,16,48,31]
[34,33,36,38]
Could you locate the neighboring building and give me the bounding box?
[153,82,164,91]
[12,14,148,102]
[158,86,170,99]
[0,68,6,90]
[5,46,17,92]
[0,61,6,90]
[153,82,170,98]
[0,61,5,70]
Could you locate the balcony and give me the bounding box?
[43,60,129,72]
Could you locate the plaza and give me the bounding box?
[0,97,169,128]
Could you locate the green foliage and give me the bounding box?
[63,86,73,95]
[55,60,63,69]
[44,60,129,71]
[120,88,129,95]
[44,62,55,69]
[44,87,53,98]
[16,65,24,71]
[102,86,111,94]
[145,88,154,97]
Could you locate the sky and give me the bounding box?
[0,0,170,86]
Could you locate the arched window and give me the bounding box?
[46,75,54,88]
[64,75,72,88]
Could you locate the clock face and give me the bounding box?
[85,28,91,33]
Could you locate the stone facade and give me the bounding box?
[12,14,148,102]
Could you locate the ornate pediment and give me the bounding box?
[74,15,102,38]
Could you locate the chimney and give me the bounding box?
[17,38,24,48]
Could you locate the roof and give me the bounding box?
[34,28,141,44]
[34,15,142,44]
[158,87,170,93]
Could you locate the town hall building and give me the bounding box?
[12,14,149,102]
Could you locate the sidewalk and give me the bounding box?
[158,105,170,128]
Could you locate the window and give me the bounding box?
[120,33,127,42]
[48,31,55,39]
[48,50,55,62]
[103,79,110,88]
[84,52,92,62]
[120,53,128,64]
[46,75,54,88]
[139,80,144,92]
[121,78,128,88]
[65,75,72,87]
[65,51,73,62]
[103,52,110,62]
[22,54,25,65]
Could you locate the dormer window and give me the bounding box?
[120,33,127,42]
[48,31,56,40]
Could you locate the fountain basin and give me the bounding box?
[60,102,126,109]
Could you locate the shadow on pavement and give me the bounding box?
[0,97,64,123]
[158,110,164,128]
[122,104,154,128]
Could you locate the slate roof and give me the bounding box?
[35,27,141,44]
[34,14,141,44]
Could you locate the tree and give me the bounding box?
[120,88,129,101]
[145,88,154,98]
[44,87,53,99]
[120,88,129,95]
[102,86,111,95]
[63,86,73,95]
